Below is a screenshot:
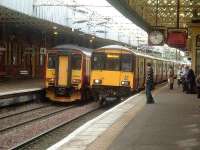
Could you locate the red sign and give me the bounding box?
[167,31,187,49]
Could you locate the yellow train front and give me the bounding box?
[45,45,91,102]
[90,45,135,104]
[90,45,181,105]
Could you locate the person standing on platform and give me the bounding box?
[168,66,174,90]
[177,66,183,87]
[182,66,189,92]
[145,62,155,104]
[196,74,200,98]
[186,68,196,94]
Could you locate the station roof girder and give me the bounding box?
[0,5,124,48]
[107,0,200,31]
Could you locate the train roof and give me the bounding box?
[98,45,131,51]
[97,45,181,64]
[53,44,92,56]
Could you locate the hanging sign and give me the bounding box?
[167,31,187,49]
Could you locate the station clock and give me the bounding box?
[148,30,165,46]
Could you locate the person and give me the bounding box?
[186,68,196,94]
[182,66,189,92]
[145,62,155,104]
[177,67,183,87]
[168,66,174,90]
[196,74,200,98]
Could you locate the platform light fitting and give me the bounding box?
[53,26,57,30]
[54,31,58,35]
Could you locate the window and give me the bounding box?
[105,54,120,71]
[72,54,82,70]
[48,55,56,69]
[91,53,105,70]
[121,54,133,72]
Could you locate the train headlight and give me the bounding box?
[47,78,55,83]
[72,79,81,84]
[121,81,130,86]
[93,79,102,84]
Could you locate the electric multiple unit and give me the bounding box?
[45,45,91,102]
[90,45,179,104]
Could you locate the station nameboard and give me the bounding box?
[167,31,187,49]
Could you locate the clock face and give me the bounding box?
[149,31,164,45]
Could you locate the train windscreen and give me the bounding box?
[92,53,105,70]
[121,54,133,72]
[48,55,56,69]
[105,54,120,71]
[72,54,82,70]
[92,53,133,71]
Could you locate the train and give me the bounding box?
[45,44,92,102]
[90,45,180,105]
[45,44,181,104]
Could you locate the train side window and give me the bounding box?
[72,54,82,70]
[48,55,56,69]
[121,54,133,72]
[91,53,105,70]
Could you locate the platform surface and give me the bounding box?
[108,85,200,150]
[48,84,200,150]
[0,79,44,96]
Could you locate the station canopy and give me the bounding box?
[107,0,200,30]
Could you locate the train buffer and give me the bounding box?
[0,79,44,107]
[48,84,200,150]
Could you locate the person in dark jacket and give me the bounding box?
[145,62,155,104]
[186,68,196,94]
[196,74,200,98]
[182,66,189,92]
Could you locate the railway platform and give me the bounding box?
[48,84,200,150]
[0,79,44,107]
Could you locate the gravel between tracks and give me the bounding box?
[0,105,69,132]
[0,102,50,119]
[0,102,99,150]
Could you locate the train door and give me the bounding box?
[139,57,145,89]
[153,60,157,83]
[159,61,162,82]
[156,61,159,83]
[162,62,166,81]
[57,56,69,87]
[0,48,6,76]
[135,57,140,90]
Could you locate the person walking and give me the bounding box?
[145,62,155,104]
[168,66,174,90]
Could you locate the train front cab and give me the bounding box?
[45,49,90,102]
[90,48,135,103]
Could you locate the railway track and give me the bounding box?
[0,105,75,133]
[0,103,51,120]
[0,101,100,150]
[0,102,51,119]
